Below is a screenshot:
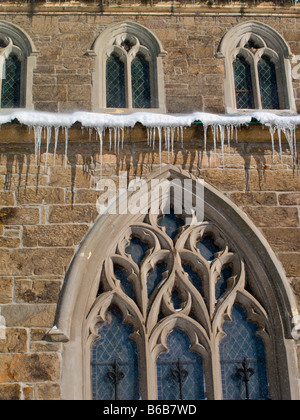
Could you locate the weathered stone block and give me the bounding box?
[0,353,60,383]
[22,225,89,248]
[1,304,56,328]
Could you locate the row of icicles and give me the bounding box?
[30,122,298,178]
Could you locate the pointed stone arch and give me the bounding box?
[89,21,166,112]
[48,166,299,400]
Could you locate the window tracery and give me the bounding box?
[218,21,295,114]
[90,22,166,113]
[87,209,271,400]
[0,22,36,111]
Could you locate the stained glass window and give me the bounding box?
[258,56,280,110]
[220,305,269,400]
[233,56,254,109]
[1,54,21,108]
[132,54,151,109]
[91,306,139,400]
[156,329,206,400]
[106,54,126,108]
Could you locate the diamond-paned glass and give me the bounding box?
[220,305,269,400]
[106,54,126,108]
[91,306,139,400]
[1,54,21,109]
[132,54,151,109]
[157,328,206,400]
[233,56,254,109]
[258,56,279,110]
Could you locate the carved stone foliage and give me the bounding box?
[86,208,270,400]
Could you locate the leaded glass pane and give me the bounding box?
[220,305,269,400]
[258,56,280,110]
[215,265,232,300]
[1,54,21,109]
[114,265,136,303]
[158,209,185,240]
[126,237,149,266]
[233,56,254,109]
[132,54,151,109]
[147,262,167,298]
[157,329,206,400]
[196,235,220,262]
[91,306,139,400]
[182,264,203,297]
[106,54,126,108]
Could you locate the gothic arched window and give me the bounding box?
[218,21,295,113]
[91,22,166,112]
[87,207,272,400]
[51,167,299,401]
[1,53,21,108]
[0,22,37,110]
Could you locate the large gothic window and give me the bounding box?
[88,208,271,400]
[218,21,295,113]
[51,168,298,400]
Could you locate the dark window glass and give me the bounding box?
[158,209,185,240]
[1,54,21,108]
[132,54,151,109]
[233,56,254,109]
[106,54,126,108]
[258,56,280,109]
[220,305,269,400]
[91,306,139,400]
[196,235,220,262]
[157,329,206,400]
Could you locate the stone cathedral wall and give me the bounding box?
[0,0,299,399]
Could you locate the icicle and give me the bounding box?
[219,124,225,163]
[171,127,175,156]
[226,125,231,153]
[109,128,112,151]
[277,128,283,164]
[203,125,208,153]
[283,127,295,160]
[180,126,184,147]
[34,126,43,165]
[269,126,276,161]
[97,128,104,180]
[45,126,52,168]
[121,128,124,149]
[113,128,117,154]
[54,127,59,167]
[158,127,162,169]
[65,127,69,168]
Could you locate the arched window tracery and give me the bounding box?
[88,207,271,400]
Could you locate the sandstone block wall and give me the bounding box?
[0,123,299,399]
[0,2,300,112]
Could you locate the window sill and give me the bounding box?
[94,107,167,114]
[226,107,297,115]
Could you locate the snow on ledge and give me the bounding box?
[0,110,300,130]
[0,110,298,168]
